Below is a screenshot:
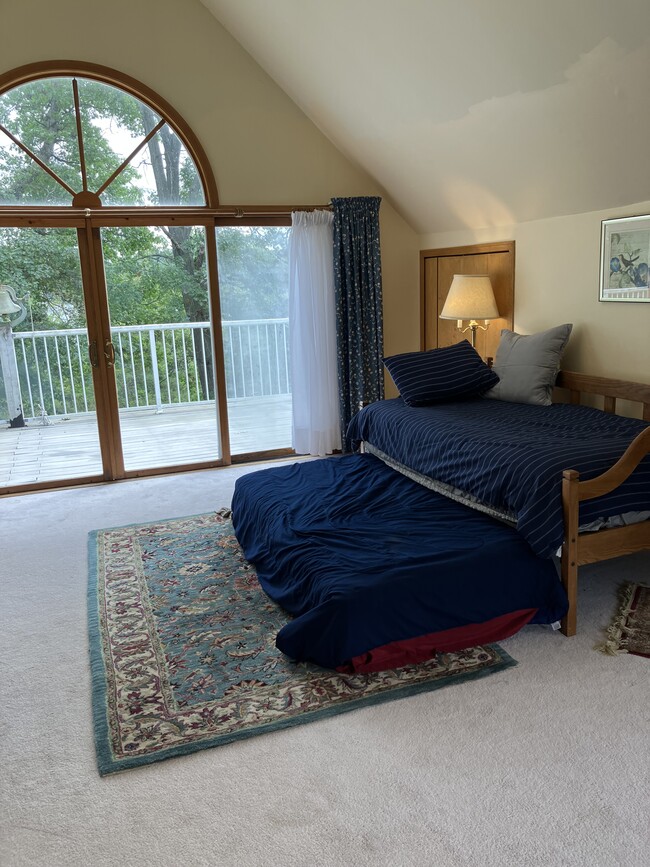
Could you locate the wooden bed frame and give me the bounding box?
[555,371,650,636]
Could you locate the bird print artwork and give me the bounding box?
[604,224,650,300]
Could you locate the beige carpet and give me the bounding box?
[1,461,649,867]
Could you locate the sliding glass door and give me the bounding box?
[215,226,292,456]
[0,221,294,491]
[101,225,222,472]
[0,227,103,488]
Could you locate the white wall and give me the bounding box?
[420,200,650,386]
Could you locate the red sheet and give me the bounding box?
[337,608,537,673]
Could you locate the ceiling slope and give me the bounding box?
[202,0,650,234]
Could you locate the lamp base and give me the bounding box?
[457,320,489,348]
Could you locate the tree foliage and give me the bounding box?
[0,75,290,339]
[0,77,140,206]
[216,226,289,321]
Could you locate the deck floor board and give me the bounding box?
[0,396,292,487]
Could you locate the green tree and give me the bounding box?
[0,76,157,330]
[0,77,141,206]
[216,226,289,321]
[0,227,85,329]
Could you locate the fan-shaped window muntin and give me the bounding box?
[0,75,206,208]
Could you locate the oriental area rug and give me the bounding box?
[598,583,650,658]
[88,511,516,775]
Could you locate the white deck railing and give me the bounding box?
[2,319,290,420]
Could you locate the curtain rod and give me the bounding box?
[0,204,333,220]
[216,204,332,218]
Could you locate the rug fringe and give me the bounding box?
[595,582,639,655]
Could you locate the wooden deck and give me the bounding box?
[0,396,292,487]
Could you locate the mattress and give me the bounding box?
[231,453,568,671]
[347,398,650,558]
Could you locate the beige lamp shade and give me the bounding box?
[440,275,499,321]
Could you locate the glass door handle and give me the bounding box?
[104,339,115,367]
[88,340,99,368]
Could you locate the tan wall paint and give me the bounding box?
[420,200,650,387]
[0,0,420,395]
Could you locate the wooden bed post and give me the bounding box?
[561,469,580,636]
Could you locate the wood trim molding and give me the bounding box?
[420,240,516,260]
[0,207,320,228]
[205,228,232,465]
[87,223,126,479]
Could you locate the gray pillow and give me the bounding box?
[485,324,573,406]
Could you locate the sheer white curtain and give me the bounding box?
[289,210,341,456]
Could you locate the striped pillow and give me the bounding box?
[384,340,499,406]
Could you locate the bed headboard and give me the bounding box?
[555,371,650,422]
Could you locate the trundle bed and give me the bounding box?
[232,452,568,671]
[232,365,650,670]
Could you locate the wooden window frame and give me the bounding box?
[0,61,327,493]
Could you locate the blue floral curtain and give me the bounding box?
[332,196,384,449]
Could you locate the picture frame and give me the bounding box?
[599,214,650,302]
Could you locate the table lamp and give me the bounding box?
[439,274,499,347]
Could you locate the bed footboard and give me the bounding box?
[556,371,650,636]
[560,425,650,636]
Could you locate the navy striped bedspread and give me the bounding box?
[347,398,650,558]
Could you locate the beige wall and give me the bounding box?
[420,200,650,386]
[0,0,420,392]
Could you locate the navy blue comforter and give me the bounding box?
[232,454,567,669]
[347,398,650,558]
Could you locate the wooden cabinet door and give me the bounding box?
[421,242,514,361]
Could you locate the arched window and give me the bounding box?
[0,63,217,208]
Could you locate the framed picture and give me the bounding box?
[600,214,650,302]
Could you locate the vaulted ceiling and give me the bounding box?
[202,0,650,234]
